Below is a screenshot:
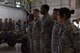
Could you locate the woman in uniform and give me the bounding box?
[21,14,34,53]
[52,7,80,53]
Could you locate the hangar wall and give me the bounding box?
[31,0,80,21]
[0,6,27,21]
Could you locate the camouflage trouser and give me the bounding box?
[40,34,51,53]
[32,39,41,53]
[30,34,41,53]
[30,38,34,53]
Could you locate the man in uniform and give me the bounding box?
[31,9,41,53]
[8,18,14,31]
[0,19,3,44]
[16,19,22,31]
[0,19,3,31]
[3,18,8,31]
[51,8,60,53]
[40,4,54,53]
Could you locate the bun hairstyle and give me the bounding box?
[59,7,75,19]
[71,9,75,14]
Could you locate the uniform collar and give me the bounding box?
[34,17,40,21]
[42,13,50,21]
[60,20,71,29]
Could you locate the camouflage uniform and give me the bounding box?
[52,21,80,53]
[51,23,61,53]
[27,22,34,53]
[21,21,34,53]
[31,18,41,53]
[40,14,54,53]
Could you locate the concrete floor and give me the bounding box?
[0,43,22,53]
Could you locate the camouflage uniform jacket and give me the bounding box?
[58,22,80,53]
[51,23,61,53]
[40,14,54,53]
[27,22,34,53]
[31,18,41,53]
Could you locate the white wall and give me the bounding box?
[0,6,27,21]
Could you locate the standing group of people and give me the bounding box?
[0,18,27,32]
[22,4,80,53]
[0,18,15,31]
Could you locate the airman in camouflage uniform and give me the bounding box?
[40,4,54,53]
[21,14,34,53]
[31,9,41,53]
[51,23,61,53]
[27,14,34,53]
[51,8,60,53]
[52,7,80,53]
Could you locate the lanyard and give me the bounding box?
[58,25,64,53]
[58,24,70,53]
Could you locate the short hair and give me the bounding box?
[33,9,40,12]
[53,8,60,11]
[41,4,49,12]
[29,14,34,20]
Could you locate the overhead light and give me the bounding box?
[16,5,20,7]
[16,2,20,5]
[16,2,21,8]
